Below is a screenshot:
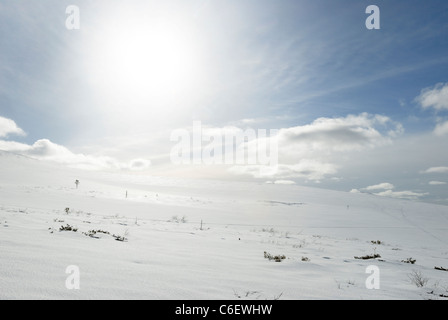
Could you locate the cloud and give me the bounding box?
[416,83,448,136]
[275,160,338,181]
[25,139,79,159]
[416,82,448,111]
[0,138,151,171]
[433,120,448,136]
[1,138,121,170]
[228,159,338,181]
[0,140,30,152]
[172,112,402,163]
[259,113,400,180]
[363,182,395,191]
[0,116,26,138]
[277,113,403,156]
[128,158,152,171]
[266,180,296,185]
[422,166,448,174]
[353,182,427,200]
[429,181,446,185]
[373,190,428,200]
[213,113,403,182]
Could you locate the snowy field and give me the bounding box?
[1,150,447,300]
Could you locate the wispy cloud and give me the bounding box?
[429,181,446,185]
[363,183,395,191]
[228,160,338,181]
[422,166,448,174]
[128,158,152,171]
[266,180,296,185]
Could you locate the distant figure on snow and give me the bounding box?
[75,180,80,189]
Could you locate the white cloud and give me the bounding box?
[228,159,338,181]
[277,160,338,180]
[374,190,428,200]
[266,179,296,185]
[433,120,448,136]
[422,166,448,174]
[363,182,395,191]
[220,113,403,183]
[0,140,30,152]
[269,113,400,180]
[354,182,427,200]
[26,139,79,159]
[416,83,448,136]
[128,158,152,171]
[429,181,446,185]
[24,139,122,170]
[416,82,448,111]
[172,112,402,173]
[277,113,403,156]
[0,138,151,171]
[0,116,26,138]
[273,180,296,185]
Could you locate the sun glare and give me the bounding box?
[85,10,204,112]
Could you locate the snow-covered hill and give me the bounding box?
[1,150,447,300]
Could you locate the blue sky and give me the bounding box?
[1,0,448,204]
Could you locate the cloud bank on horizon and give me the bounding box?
[0,0,448,204]
[0,117,151,171]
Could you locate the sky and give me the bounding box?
[1,0,448,204]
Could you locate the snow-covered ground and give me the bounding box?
[1,150,447,300]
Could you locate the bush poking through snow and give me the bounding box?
[113,234,127,242]
[59,224,77,232]
[354,253,381,260]
[408,270,429,287]
[82,228,128,242]
[401,257,416,264]
[113,229,129,242]
[83,229,110,238]
[292,239,307,249]
[434,266,448,272]
[169,215,187,223]
[273,292,283,300]
[301,256,310,262]
[264,251,286,262]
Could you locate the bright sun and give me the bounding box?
[86,10,204,110]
